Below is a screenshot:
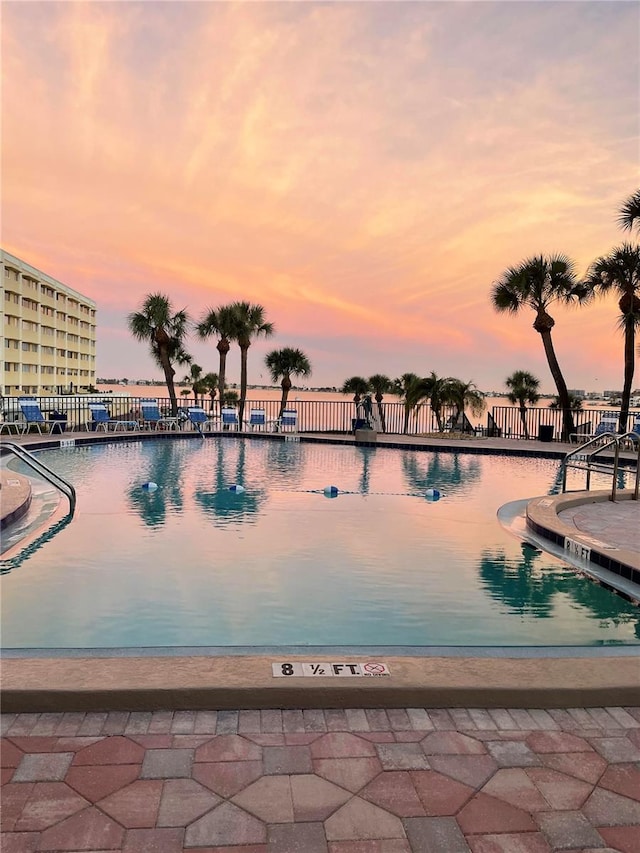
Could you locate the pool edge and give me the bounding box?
[3,653,639,712]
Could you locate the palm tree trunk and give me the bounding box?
[376,399,387,433]
[239,345,248,425]
[160,349,178,416]
[519,404,530,439]
[217,344,228,418]
[539,329,575,440]
[279,377,291,418]
[620,319,635,433]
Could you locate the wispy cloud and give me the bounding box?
[2,1,637,390]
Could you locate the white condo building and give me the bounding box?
[1,250,97,396]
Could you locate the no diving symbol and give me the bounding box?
[363,662,389,676]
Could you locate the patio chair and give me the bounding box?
[86,403,138,432]
[186,406,215,432]
[139,399,180,431]
[245,408,267,431]
[276,409,298,433]
[221,406,239,431]
[593,414,618,437]
[18,397,57,434]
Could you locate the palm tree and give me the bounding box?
[443,379,485,429]
[183,363,203,404]
[265,347,312,417]
[585,244,640,432]
[128,293,190,416]
[341,376,370,403]
[419,372,448,432]
[505,371,540,439]
[368,374,393,433]
[392,373,424,434]
[618,189,640,234]
[491,255,591,440]
[549,392,583,411]
[201,372,219,412]
[230,301,274,425]
[197,305,239,417]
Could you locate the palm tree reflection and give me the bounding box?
[194,440,265,526]
[127,441,185,528]
[479,544,639,633]
[402,451,481,495]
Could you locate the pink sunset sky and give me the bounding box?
[2,0,638,393]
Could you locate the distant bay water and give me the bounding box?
[96,384,622,414]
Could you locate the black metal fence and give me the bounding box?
[0,394,625,441]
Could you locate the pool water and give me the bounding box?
[2,438,639,648]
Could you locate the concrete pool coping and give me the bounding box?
[1,430,638,712]
[3,651,640,713]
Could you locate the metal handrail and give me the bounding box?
[0,441,76,515]
[562,431,640,501]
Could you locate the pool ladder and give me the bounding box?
[562,432,640,502]
[0,441,76,515]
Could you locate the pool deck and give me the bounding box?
[2,706,640,851]
[2,430,640,850]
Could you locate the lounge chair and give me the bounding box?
[18,397,57,434]
[187,406,215,432]
[86,403,138,432]
[245,408,267,431]
[221,407,239,431]
[593,415,618,437]
[276,409,298,433]
[139,399,180,431]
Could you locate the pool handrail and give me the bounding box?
[0,441,76,515]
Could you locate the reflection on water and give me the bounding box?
[2,439,638,648]
[194,441,266,526]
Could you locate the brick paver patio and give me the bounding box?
[2,706,640,851]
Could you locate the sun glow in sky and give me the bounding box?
[2,0,638,392]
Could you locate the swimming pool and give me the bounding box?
[2,437,639,649]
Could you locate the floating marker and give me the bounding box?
[142,482,158,491]
[425,488,441,502]
[323,485,339,498]
[229,484,245,493]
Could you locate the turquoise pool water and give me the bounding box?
[2,437,639,648]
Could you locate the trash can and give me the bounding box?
[538,424,554,442]
[50,411,68,435]
[351,418,368,433]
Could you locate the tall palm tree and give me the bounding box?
[197,305,239,417]
[491,255,591,440]
[265,347,312,417]
[128,293,190,416]
[368,374,393,433]
[505,371,540,439]
[618,189,640,234]
[230,301,274,425]
[585,243,640,432]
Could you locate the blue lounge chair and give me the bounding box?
[87,403,138,432]
[187,406,215,432]
[139,399,179,431]
[246,408,267,431]
[221,407,239,431]
[18,397,56,434]
[277,409,298,433]
[593,414,618,437]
